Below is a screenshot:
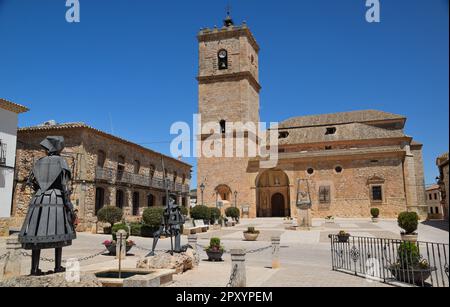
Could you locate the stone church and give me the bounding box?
[197,15,427,219]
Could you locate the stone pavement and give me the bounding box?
[0,218,448,286]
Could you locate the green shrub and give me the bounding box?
[397,242,426,269]
[180,206,188,216]
[142,207,164,227]
[225,207,240,221]
[191,205,210,220]
[129,223,142,236]
[112,223,130,241]
[205,237,224,252]
[371,208,380,218]
[97,206,123,228]
[141,225,158,238]
[209,207,221,224]
[398,211,419,234]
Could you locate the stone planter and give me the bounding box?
[105,243,134,256]
[389,265,437,286]
[371,217,379,223]
[206,250,224,262]
[243,232,259,241]
[401,233,418,242]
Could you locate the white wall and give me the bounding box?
[0,107,18,218]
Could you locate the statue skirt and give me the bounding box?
[19,189,76,250]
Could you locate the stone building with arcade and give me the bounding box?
[11,122,191,231]
[196,15,427,219]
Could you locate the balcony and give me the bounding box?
[95,167,190,193]
[0,141,6,166]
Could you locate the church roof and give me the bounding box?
[277,122,406,145]
[279,110,406,129]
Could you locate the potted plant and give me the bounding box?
[389,241,436,286]
[205,237,225,262]
[371,208,380,223]
[398,211,419,242]
[102,223,135,255]
[337,230,350,243]
[243,227,260,241]
[103,239,135,256]
[325,216,335,224]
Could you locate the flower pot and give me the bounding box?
[104,243,134,256]
[389,265,437,286]
[337,234,350,243]
[371,217,379,223]
[243,232,259,241]
[206,250,224,262]
[401,233,418,242]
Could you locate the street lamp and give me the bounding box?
[199,182,205,206]
[234,190,238,208]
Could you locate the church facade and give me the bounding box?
[196,16,427,219]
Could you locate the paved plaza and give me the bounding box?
[1,218,448,287]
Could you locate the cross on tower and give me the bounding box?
[224,3,234,27]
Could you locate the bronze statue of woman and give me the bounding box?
[19,136,77,275]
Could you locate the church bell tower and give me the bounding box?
[197,13,261,213]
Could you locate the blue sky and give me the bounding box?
[0,0,448,187]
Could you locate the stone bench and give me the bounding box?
[183,220,202,235]
[193,220,209,232]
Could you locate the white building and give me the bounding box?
[0,98,28,236]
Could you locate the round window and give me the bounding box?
[335,166,343,173]
[307,168,314,175]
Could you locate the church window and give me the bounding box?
[97,150,106,168]
[218,49,228,70]
[319,186,331,204]
[335,166,343,173]
[307,168,314,175]
[325,127,337,135]
[371,186,383,202]
[279,131,289,139]
[220,120,226,134]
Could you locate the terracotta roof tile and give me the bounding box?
[0,98,29,114]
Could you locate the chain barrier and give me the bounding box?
[226,264,238,287]
[134,244,169,253]
[0,251,10,261]
[196,243,271,254]
[19,249,108,263]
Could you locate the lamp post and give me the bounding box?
[234,190,238,208]
[200,182,205,206]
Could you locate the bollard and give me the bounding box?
[188,234,199,265]
[116,230,127,260]
[229,249,246,287]
[271,236,281,269]
[3,235,22,278]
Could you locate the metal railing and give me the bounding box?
[330,235,449,287]
[95,167,190,193]
[0,140,6,165]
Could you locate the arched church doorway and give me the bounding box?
[271,193,285,217]
[256,169,290,217]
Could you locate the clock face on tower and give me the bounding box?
[218,50,227,59]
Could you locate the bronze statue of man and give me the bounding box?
[19,136,77,275]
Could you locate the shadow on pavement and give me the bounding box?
[421,220,449,232]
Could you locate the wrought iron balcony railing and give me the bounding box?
[95,166,189,193]
[0,141,6,166]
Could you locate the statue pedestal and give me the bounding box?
[297,208,312,229]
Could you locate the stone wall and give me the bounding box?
[0,217,9,237]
